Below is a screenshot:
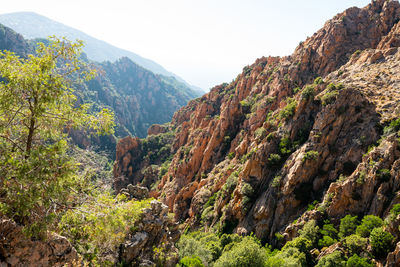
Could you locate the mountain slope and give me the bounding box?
[0,12,204,94]
[114,1,400,264]
[0,23,200,157]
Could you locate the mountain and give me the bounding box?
[0,12,204,94]
[113,0,400,265]
[0,23,201,157]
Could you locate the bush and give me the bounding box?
[355,215,383,237]
[59,194,150,265]
[302,151,319,162]
[279,97,297,121]
[346,254,373,267]
[268,153,282,168]
[320,223,338,239]
[321,90,339,106]
[299,220,320,245]
[344,234,368,255]
[318,235,336,248]
[265,247,306,267]
[316,251,346,267]
[178,256,204,267]
[255,127,267,139]
[301,85,315,100]
[314,77,324,85]
[339,215,359,239]
[282,237,312,254]
[214,236,267,267]
[370,227,394,257]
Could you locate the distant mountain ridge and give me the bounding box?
[0,12,204,94]
[0,22,201,157]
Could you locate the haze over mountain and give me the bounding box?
[0,22,201,157]
[0,12,204,94]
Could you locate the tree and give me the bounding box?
[0,37,114,237]
[339,215,358,239]
[370,227,394,257]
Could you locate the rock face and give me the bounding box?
[114,0,400,264]
[0,218,78,267]
[119,200,180,266]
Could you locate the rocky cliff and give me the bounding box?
[114,1,400,264]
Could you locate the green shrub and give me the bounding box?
[318,235,336,248]
[177,232,217,266]
[339,215,359,239]
[355,215,383,237]
[59,194,150,265]
[320,223,338,239]
[214,236,267,267]
[301,85,315,100]
[271,175,282,188]
[299,220,320,245]
[178,256,204,267]
[282,237,312,254]
[316,251,346,267]
[346,254,373,267]
[344,234,368,255]
[268,153,282,168]
[321,90,339,106]
[279,97,297,121]
[255,127,267,139]
[227,152,235,160]
[265,247,306,267]
[302,151,319,162]
[370,227,394,257]
[314,77,324,85]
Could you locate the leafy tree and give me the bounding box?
[339,215,359,239]
[343,234,368,255]
[316,251,346,267]
[266,247,306,267]
[370,227,394,257]
[355,215,383,237]
[299,220,320,244]
[214,236,267,267]
[0,37,114,236]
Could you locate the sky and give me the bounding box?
[2,0,371,90]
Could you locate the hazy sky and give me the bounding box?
[3,0,371,90]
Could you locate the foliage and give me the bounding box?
[214,236,267,267]
[178,256,204,267]
[177,232,220,266]
[301,85,315,100]
[314,77,324,85]
[265,247,306,267]
[268,153,282,168]
[346,254,373,267]
[279,97,297,121]
[369,227,394,257]
[255,127,267,139]
[383,117,400,135]
[318,235,336,248]
[344,234,368,255]
[0,37,114,236]
[299,220,320,245]
[355,215,383,238]
[321,90,339,106]
[59,193,150,265]
[302,150,319,162]
[339,215,359,239]
[316,251,346,267]
[282,237,312,254]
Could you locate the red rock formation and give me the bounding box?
[114,1,400,254]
